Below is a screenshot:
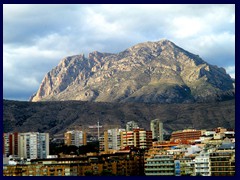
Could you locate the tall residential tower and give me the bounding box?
[150,119,163,142]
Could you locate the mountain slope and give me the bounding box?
[3,99,235,136]
[30,39,234,103]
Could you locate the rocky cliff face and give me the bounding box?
[30,39,234,103]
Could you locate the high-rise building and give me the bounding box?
[134,129,152,149]
[126,121,139,131]
[3,133,18,156]
[121,129,152,149]
[18,132,49,159]
[121,131,134,148]
[103,128,125,152]
[150,119,163,141]
[64,130,87,147]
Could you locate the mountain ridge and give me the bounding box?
[30,39,234,103]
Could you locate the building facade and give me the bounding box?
[3,133,18,156]
[18,132,49,159]
[150,119,163,141]
[145,155,175,176]
[171,129,202,142]
[121,129,152,149]
[194,151,211,176]
[126,121,139,131]
[210,151,235,176]
[3,151,144,176]
[64,130,87,147]
[103,128,125,152]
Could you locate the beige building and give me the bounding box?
[64,130,87,147]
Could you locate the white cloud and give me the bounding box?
[171,17,206,38]
[225,66,235,79]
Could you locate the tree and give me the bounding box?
[101,170,114,176]
[84,170,94,176]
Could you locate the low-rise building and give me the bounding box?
[179,157,194,176]
[171,129,202,142]
[3,150,144,176]
[209,143,235,176]
[145,154,175,176]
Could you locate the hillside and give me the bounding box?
[3,99,235,137]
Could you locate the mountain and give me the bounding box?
[3,99,235,136]
[30,39,234,103]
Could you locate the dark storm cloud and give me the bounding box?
[3,4,235,101]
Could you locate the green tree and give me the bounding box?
[101,170,114,176]
[84,170,94,176]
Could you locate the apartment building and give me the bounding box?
[102,128,125,152]
[121,131,134,148]
[18,132,49,159]
[126,121,139,131]
[194,151,211,176]
[209,143,235,176]
[171,129,202,142]
[179,157,194,176]
[64,130,87,147]
[3,133,18,156]
[145,154,175,176]
[150,119,163,141]
[121,128,152,149]
[3,150,144,176]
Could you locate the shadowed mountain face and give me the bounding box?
[3,99,235,136]
[30,39,234,103]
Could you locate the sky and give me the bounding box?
[3,4,235,101]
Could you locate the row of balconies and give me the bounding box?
[145,172,175,176]
[195,169,210,173]
[146,163,174,166]
[145,167,174,171]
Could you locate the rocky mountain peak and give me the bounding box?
[30,39,234,103]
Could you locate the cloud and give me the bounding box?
[3,4,235,100]
[225,66,235,79]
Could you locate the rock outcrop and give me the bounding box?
[30,39,234,103]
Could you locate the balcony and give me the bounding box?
[145,172,175,176]
[145,167,174,171]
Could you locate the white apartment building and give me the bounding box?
[18,132,49,160]
[103,128,125,151]
[194,151,211,176]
